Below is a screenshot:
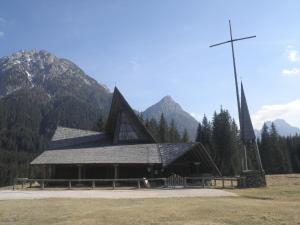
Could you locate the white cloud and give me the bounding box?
[252,99,300,129]
[129,59,139,72]
[0,31,4,38]
[287,50,300,62]
[281,68,300,77]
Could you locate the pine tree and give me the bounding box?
[201,115,213,148]
[145,118,159,141]
[212,108,241,175]
[195,123,202,142]
[181,129,189,143]
[94,116,105,132]
[169,119,180,143]
[158,113,168,142]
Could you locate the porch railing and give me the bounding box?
[13,176,241,190]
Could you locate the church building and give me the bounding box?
[31,87,221,180]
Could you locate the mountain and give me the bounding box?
[143,95,198,140]
[0,50,111,106]
[255,119,300,138]
[0,50,111,139]
[265,119,300,136]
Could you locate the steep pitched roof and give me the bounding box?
[105,87,155,144]
[240,82,256,142]
[48,126,108,149]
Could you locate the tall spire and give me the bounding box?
[240,82,256,142]
[240,82,264,172]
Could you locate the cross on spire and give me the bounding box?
[210,20,256,124]
[210,20,256,171]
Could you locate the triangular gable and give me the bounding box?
[105,87,155,144]
[240,82,256,142]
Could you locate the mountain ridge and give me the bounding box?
[143,95,199,139]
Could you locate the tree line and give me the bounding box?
[141,113,190,143]
[1,103,300,186]
[195,108,300,175]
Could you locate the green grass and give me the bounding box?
[0,174,299,225]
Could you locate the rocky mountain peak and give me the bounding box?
[0,49,109,98]
[143,95,198,139]
[265,119,300,136]
[160,95,174,102]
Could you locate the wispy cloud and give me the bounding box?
[129,58,140,72]
[0,31,4,38]
[252,99,300,129]
[281,68,300,77]
[287,49,300,62]
[0,17,6,26]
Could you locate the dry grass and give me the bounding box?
[0,174,299,225]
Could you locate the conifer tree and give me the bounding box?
[169,119,180,143]
[195,123,202,142]
[181,128,189,143]
[158,113,168,142]
[212,108,241,175]
[94,116,105,132]
[145,118,159,141]
[201,115,213,148]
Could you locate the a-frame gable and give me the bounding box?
[105,87,155,144]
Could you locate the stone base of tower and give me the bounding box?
[238,170,266,188]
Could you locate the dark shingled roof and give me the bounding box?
[31,142,221,176]
[158,143,198,166]
[31,144,161,165]
[48,127,108,150]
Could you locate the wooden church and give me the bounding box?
[31,87,221,180]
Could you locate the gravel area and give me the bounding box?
[0,189,237,200]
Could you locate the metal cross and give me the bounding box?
[210,20,255,124]
[210,20,256,171]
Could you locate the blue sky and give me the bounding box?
[1,0,300,128]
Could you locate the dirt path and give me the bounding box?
[0,189,237,200]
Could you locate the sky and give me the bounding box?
[0,0,300,129]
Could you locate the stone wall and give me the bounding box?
[238,170,266,188]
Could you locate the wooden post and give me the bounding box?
[68,181,72,189]
[231,179,233,188]
[222,178,225,188]
[21,180,24,189]
[184,177,187,188]
[42,165,46,179]
[113,164,119,188]
[137,180,140,189]
[92,180,95,189]
[41,181,44,190]
[13,179,15,190]
[78,165,82,180]
[202,177,205,188]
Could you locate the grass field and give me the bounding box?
[0,174,299,225]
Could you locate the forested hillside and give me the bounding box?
[195,110,300,176]
[0,50,112,186]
